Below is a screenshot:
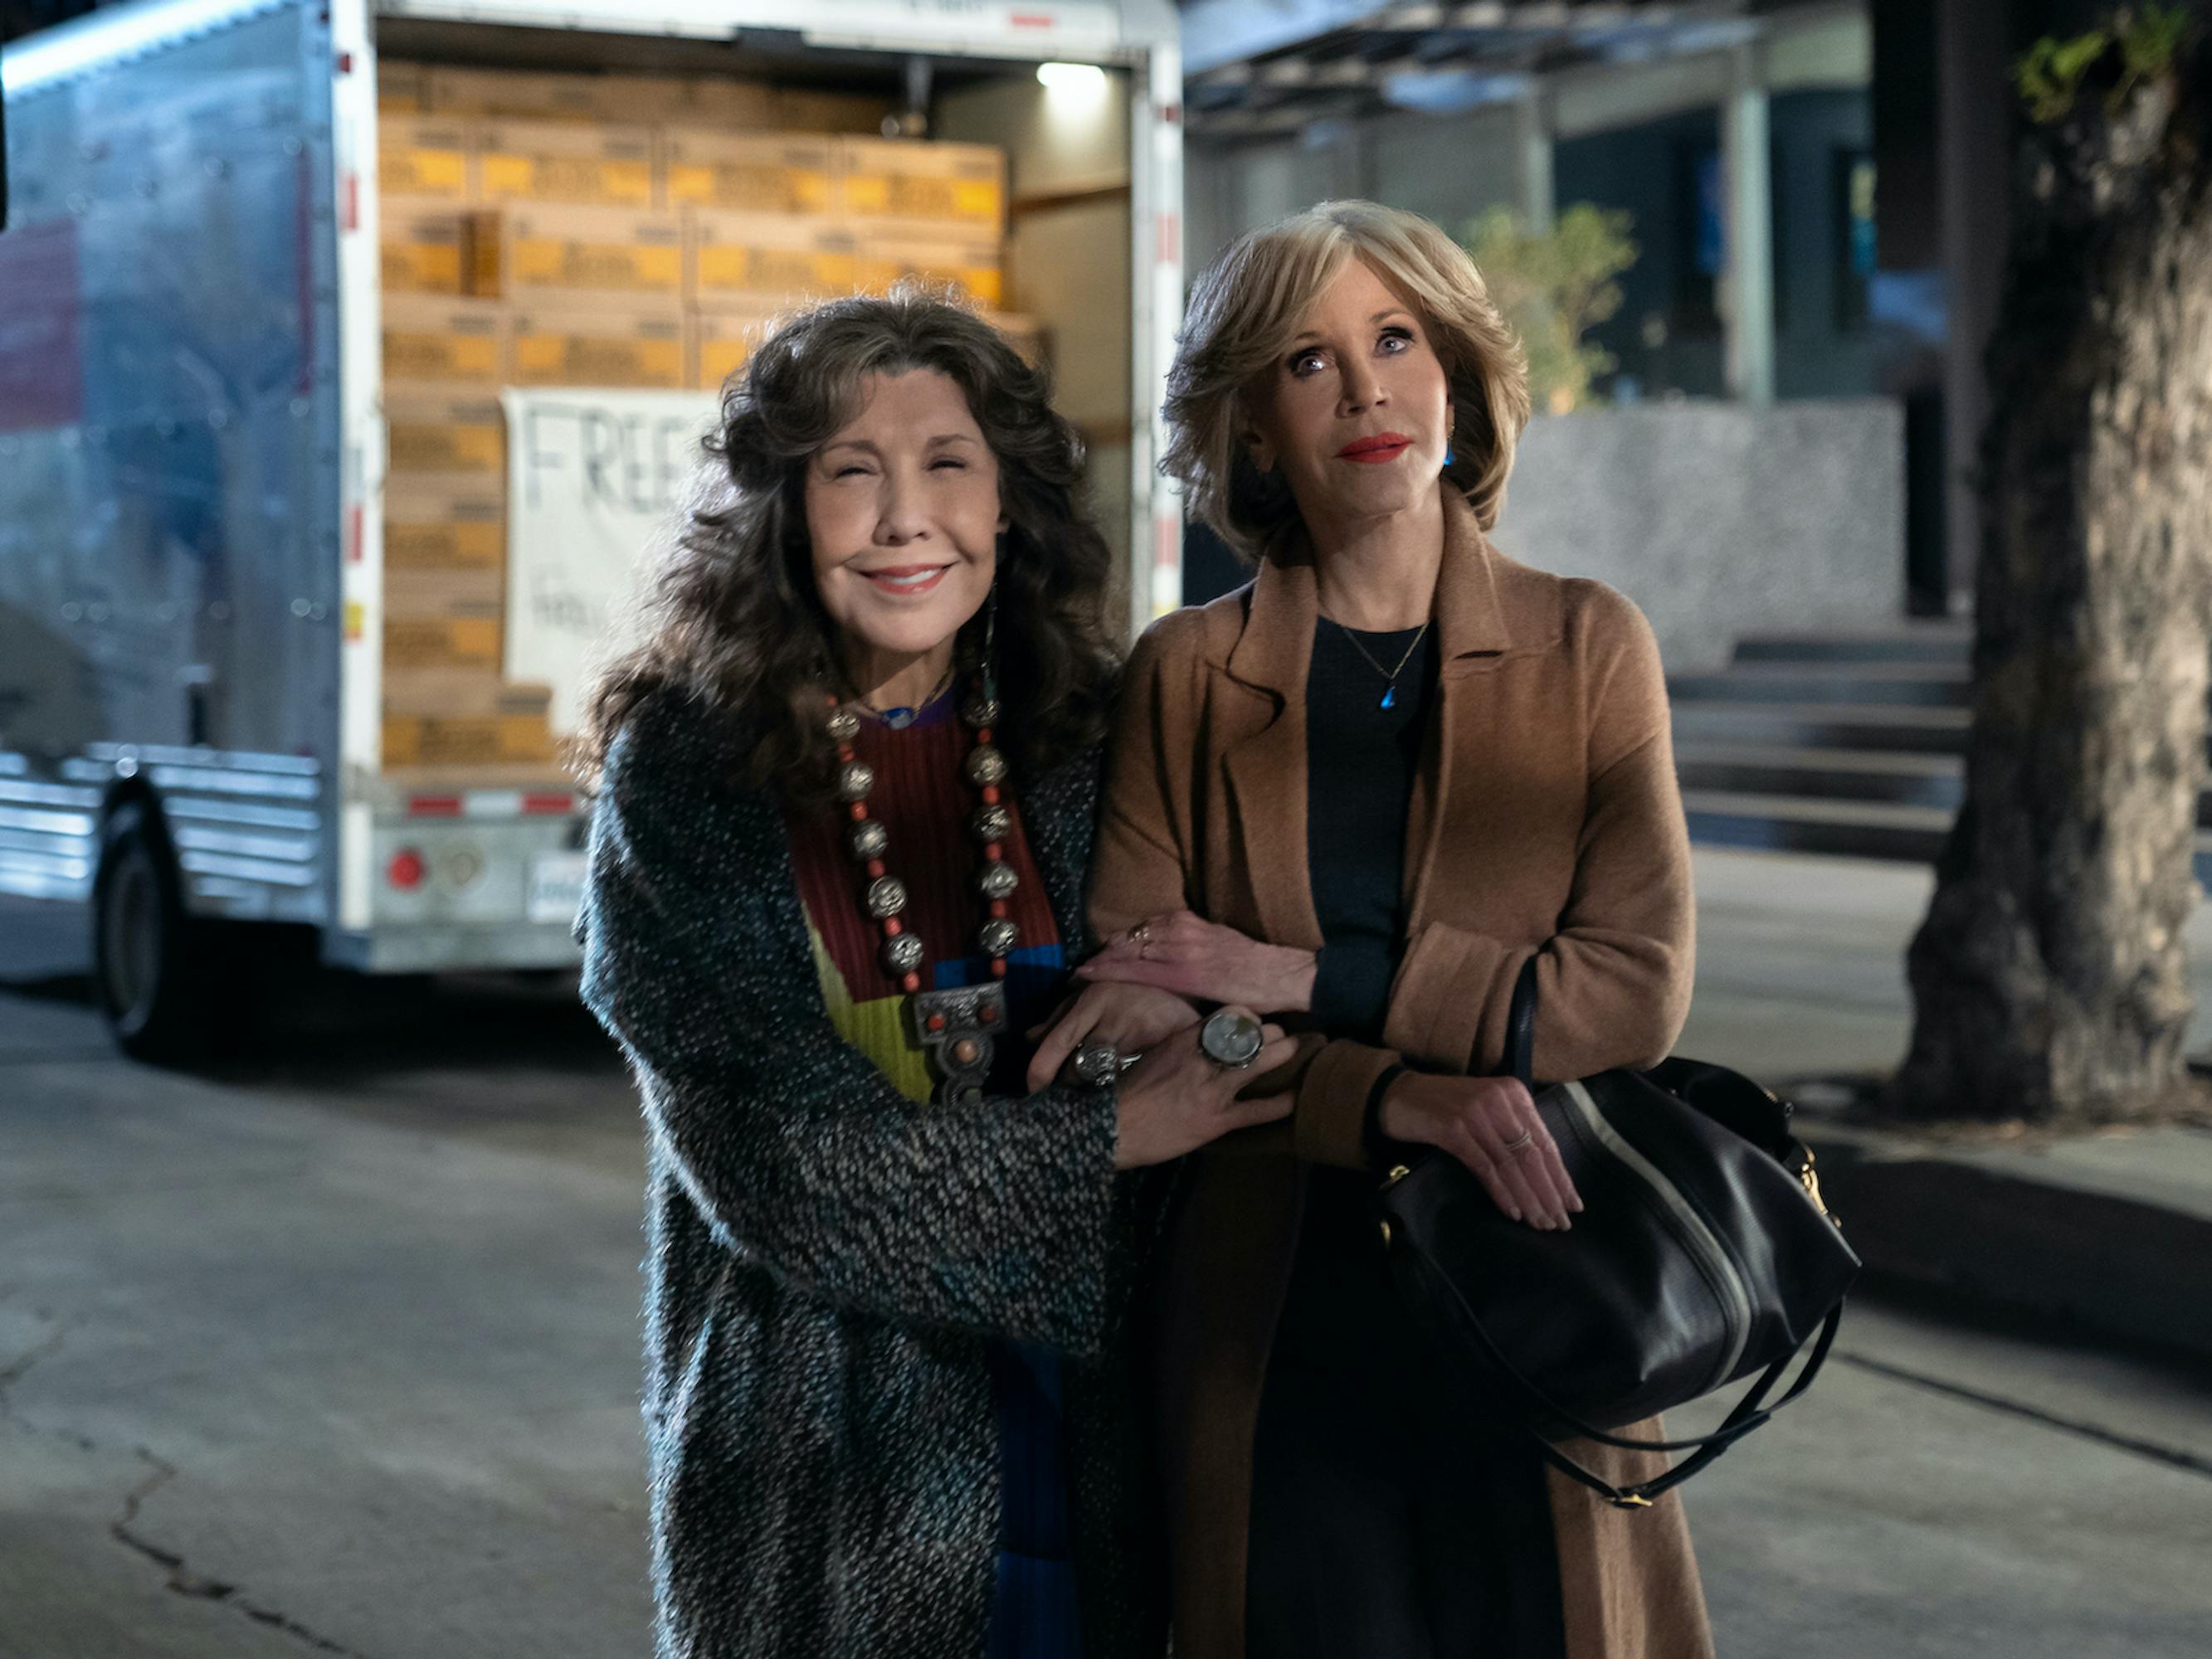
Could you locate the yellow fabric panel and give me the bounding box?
[808,922,933,1105]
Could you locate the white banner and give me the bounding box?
[500,387,723,737]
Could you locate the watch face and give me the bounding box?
[1200,1009,1264,1068]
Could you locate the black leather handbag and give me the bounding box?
[1376,962,1860,1509]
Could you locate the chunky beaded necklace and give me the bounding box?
[826,667,1019,1105]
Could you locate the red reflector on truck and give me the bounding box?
[387,849,425,889]
[522,792,573,815]
[407,795,463,817]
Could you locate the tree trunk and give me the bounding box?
[1893,41,2212,1124]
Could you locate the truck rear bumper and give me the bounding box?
[324,923,582,975]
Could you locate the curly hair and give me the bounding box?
[576,288,1121,799]
[1162,199,1533,561]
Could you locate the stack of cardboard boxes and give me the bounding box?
[374,62,1025,772]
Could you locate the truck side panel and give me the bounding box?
[0,0,342,921]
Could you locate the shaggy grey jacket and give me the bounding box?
[577,687,1171,1659]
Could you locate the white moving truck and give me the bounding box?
[0,0,1185,1057]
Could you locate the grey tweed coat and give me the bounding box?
[577,687,1172,1659]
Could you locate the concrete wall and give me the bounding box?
[1490,398,1906,672]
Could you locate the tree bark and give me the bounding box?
[1893,41,2212,1123]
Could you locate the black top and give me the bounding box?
[1304,616,1442,1045]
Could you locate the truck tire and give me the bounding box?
[92,802,223,1062]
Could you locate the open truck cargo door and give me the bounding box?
[0,0,1185,1056]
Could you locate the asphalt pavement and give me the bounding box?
[2,854,2210,1657]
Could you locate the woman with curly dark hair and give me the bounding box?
[573,289,1294,1659]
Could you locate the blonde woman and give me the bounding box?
[1040,203,1708,1656]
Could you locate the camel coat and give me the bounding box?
[1089,493,1713,1659]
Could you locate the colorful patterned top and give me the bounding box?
[785,684,1084,1659]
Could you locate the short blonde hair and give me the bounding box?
[1162,199,1532,559]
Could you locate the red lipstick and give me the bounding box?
[1337,431,1412,463]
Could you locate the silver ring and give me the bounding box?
[1198,1008,1264,1070]
[1501,1127,1536,1154]
[1066,1041,1137,1088]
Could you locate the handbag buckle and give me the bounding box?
[1610,1492,1655,1510]
[1795,1147,1838,1224]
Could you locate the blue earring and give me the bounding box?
[1443,445,1456,468]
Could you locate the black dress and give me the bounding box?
[1244,619,1566,1659]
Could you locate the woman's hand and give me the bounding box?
[1112,1007,1299,1169]
[1076,910,1318,1014]
[1025,981,1202,1094]
[1378,1073,1583,1229]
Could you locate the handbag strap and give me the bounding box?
[1531,1303,1845,1509]
[1508,956,1539,1089]
[1415,1234,1847,1506]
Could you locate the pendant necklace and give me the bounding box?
[854,661,957,731]
[1332,617,1431,710]
[824,636,1020,1106]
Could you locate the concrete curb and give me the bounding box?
[1800,1119,2212,1363]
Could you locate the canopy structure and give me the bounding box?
[1180,0,1867,405]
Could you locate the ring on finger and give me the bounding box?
[1067,1042,1128,1087]
[1500,1126,1536,1154]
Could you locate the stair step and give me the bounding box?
[1671,702,1973,753]
[1681,789,2212,877]
[1669,663,1974,708]
[1674,745,1965,810]
[1732,628,1972,667]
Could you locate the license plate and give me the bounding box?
[526,852,588,927]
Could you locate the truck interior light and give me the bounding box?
[1036,62,1107,94]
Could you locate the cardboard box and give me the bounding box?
[686,78,782,128]
[987,312,1045,367]
[836,138,1005,233]
[379,114,475,202]
[383,480,506,572]
[856,234,1003,309]
[382,708,556,767]
[381,295,507,385]
[383,393,505,485]
[384,565,507,618]
[477,119,655,208]
[382,672,552,719]
[777,88,897,135]
[429,67,612,121]
[431,68,772,127]
[384,614,504,673]
[688,211,857,304]
[378,61,431,115]
[661,129,833,216]
[464,205,685,304]
[688,308,777,390]
[509,307,688,388]
[379,204,469,295]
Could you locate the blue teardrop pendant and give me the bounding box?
[1379,684,1396,711]
[882,706,917,730]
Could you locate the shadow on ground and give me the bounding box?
[187,969,621,1087]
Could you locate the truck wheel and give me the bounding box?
[92,803,219,1061]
